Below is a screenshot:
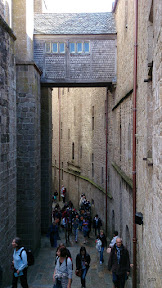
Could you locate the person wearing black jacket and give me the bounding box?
[108,238,130,288]
[98,230,107,264]
[76,246,91,288]
[93,214,102,236]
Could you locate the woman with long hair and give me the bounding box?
[76,246,91,288]
[53,247,72,288]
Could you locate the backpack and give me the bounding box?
[19,248,35,266]
[66,256,73,270]
[65,248,73,270]
[96,239,102,252]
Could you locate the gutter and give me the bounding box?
[58,88,61,201]
[105,88,108,236]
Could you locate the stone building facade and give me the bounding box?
[0,0,161,287]
[34,12,116,86]
[0,1,17,285]
[0,1,51,286]
[109,0,162,287]
[52,87,112,227]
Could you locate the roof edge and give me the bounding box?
[112,0,119,13]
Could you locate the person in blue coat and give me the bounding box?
[12,237,28,288]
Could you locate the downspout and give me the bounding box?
[132,0,138,287]
[105,88,108,236]
[58,88,61,201]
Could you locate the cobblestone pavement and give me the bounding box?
[16,202,132,288]
[27,227,114,288]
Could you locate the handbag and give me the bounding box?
[53,279,62,288]
[75,269,82,277]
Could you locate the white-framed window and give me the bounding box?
[77,42,83,53]
[52,42,58,53]
[70,42,75,53]
[45,42,51,53]
[84,42,90,53]
[59,43,65,53]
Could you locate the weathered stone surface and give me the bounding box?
[41,87,52,233]
[34,36,116,85]
[52,87,110,228]
[16,63,41,252]
[0,7,16,287]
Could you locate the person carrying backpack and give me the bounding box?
[11,237,29,288]
[53,247,72,288]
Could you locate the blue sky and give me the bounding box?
[44,0,114,13]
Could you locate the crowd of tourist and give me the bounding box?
[10,191,131,288]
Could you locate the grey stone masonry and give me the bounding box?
[16,63,41,252]
[41,87,52,233]
[0,15,17,287]
[34,36,116,85]
[34,12,116,85]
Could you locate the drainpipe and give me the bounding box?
[132,1,138,288]
[58,88,61,201]
[105,88,108,236]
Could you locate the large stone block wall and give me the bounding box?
[12,0,34,62]
[106,0,134,265]
[41,87,52,233]
[34,36,116,84]
[16,63,41,252]
[136,1,162,287]
[113,0,162,287]
[107,86,133,264]
[52,87,109,229]
[0,12,17,287]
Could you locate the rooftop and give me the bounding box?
[34,12,116,35]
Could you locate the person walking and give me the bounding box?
[109,231,119,248]
[82,217,89,244]
[11,237,29,288]
[53,247,72,288]
[72,214,79,243]
[76,246,91,288]
[108,237,130,288]
[61,185,66,203]
[93,214,102,236]
[49,221,59,248]
[98,230,107,264]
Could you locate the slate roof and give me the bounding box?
[34,12,116,35]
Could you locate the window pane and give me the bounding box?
[52,43,58,53]
[84,42,89,53]
[77,42,82,53]
[70,43,75,53]
[45,42,51,53]
[59,43,65,53]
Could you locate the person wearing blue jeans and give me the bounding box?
[76,246,91,288]
[98,230,107,264]
[72,214,79,243]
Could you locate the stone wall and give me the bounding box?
[41,87,52,233]
[52,87,111,228]
[136,0,162,287]
[107,0,134,266]
[112,0,162,287]
[16,63,41,251]
[0,9,17,287]
[12,0,34,62]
